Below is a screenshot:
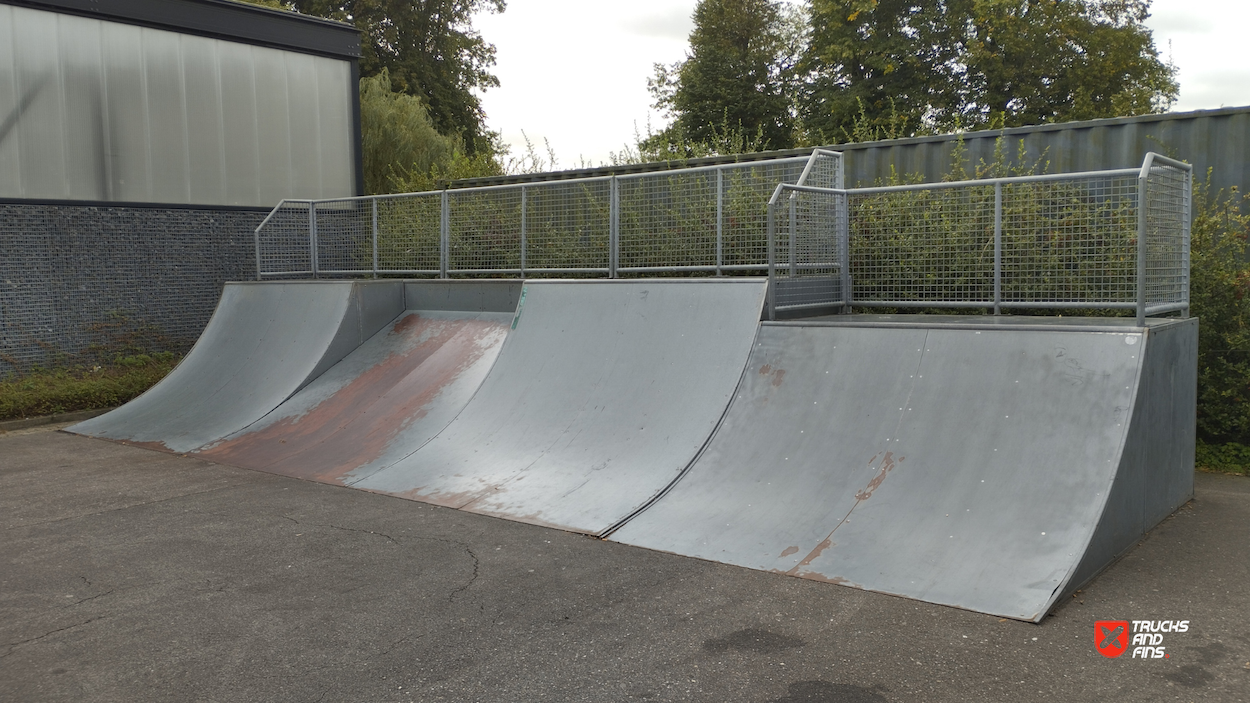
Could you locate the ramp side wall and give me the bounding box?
[1066,318,1198,595]
[303,281,406,389]
[403,281,524,314]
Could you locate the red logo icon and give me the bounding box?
[1095,620,1130,658]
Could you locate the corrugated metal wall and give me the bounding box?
[836,107,1250,194]
[453,107,1250,203]
[0,3,356,206]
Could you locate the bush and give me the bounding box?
[1195,440,1250,476]
[1190,177,1250,446]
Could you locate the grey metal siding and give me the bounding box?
[837,108,1250,194]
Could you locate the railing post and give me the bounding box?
[309,201,319,279]
[767,196,776,321]
[716,167,724,276]
[254,220,263,281]
[840,192,851,314]
[788,192,797,278]
[1137,168,1148,326]
[1183,168,1192,318]
[371,198,378,279]
[520,185,527,278]
[609,176,619,278]
[994,182,1002,315]
[440,190,449,280]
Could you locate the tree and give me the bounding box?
[649,0,804,152]
[802,0,1178,141]
[359,69,458,193]
[290,0,505,154]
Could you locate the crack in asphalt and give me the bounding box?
[273,517,481,604]
[379,633,423,657]
[448,547,480,603]
[0,616,105,658]
[328,524,398,544]
[67,590,115,608]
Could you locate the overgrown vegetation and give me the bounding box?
[1189,178,1250,473]
[0,353,180,422]
[0,311,186,422]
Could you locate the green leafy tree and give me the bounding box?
[360,70,501,193]
[650,0,804,152]
[802,0,1177,141]
[290,0,505,154]
[359,70,458,193]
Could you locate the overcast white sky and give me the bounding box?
[473,0,1250,168]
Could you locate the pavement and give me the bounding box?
[1,424,1247,702]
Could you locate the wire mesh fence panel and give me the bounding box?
[523,179,611,274]
[376,194,441,274]
[721,160,807,271]
[448,188,522,273]
[848,185,997,305]
[256,201,313,277]
[1144,164,1190,308]
[618,170,718,270]
[772,188,846,310]
[314,199,373,275]
[251,150,1188,318]
[1000,175,1139,306]
[798,150,842,189]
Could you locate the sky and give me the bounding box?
[472,0,1250,168]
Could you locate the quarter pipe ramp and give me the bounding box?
[608,317,1197,621]
[353,279,768,536]
[68,281,404,453]
[191,281,523,483]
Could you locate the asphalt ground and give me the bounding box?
[1,425,1247,702]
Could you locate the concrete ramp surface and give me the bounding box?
[354,279,768,536]
[195,309,511,485]
[609,317,1196,621]
[68,281,403,453]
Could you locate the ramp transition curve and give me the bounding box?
[353,279,768,536]
[68,281,404,453]
[196,308,513,485]
[608,317,1197,621]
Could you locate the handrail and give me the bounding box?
[255,150,1190,325]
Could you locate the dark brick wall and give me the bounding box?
[0,203,266,375]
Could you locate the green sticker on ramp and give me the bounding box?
[511,287,527,329]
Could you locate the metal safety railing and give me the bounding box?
[766,152,1191,324]
[254,151,842,280]
[256,149,1190,324]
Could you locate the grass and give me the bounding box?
[0,353,180,422]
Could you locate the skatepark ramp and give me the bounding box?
[350,279,766,535]
[607,315,1196,621]
[195,281,523,486]
[69,281,405,453]
[69,149,1197,621]
[69,280,1196,621]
